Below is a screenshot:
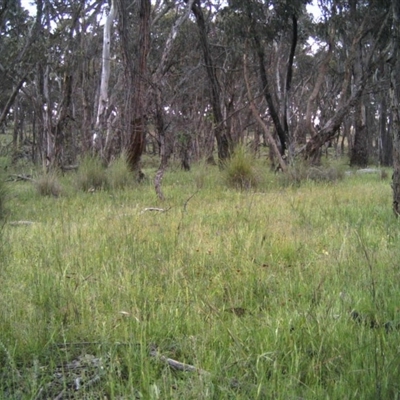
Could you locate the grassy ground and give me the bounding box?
[1,160,400,399]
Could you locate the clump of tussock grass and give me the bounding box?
[380,169,389,180]
[223,145,260,190]
[75,155,108,191]
[280,161,344,186]
[306,165,345,182]
[106,153,136,190]
[34,172,62,197]
[193,159,213,190]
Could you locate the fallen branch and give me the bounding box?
[149,347,210,375]
[61,164,79,172]
[140,207,172,214]
[9,220,35,226]
[7,174,34,182]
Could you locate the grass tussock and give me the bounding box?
[34,172,62,197]
[223,145,260,190]
[280,161,345,186]
[106,152,136,190]
[75,155,108,192]
[1,160,399,398]
[306,165,345,182]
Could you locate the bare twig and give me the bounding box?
[175,191,198,243]
[182,191,198,212]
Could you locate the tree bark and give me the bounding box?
[350,1,368,168]
[95,0,116,155]
[390,0,400,215]
[350,100,368,167]
[126,0,151,174]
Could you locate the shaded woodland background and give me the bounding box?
[1,0,399,191]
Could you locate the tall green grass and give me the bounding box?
[1,162,399,398]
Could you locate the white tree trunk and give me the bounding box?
[95,0,115,153]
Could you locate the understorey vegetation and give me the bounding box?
[1,154,399,399]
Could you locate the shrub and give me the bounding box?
[75,155,108,192]
[223,145,260,190]
[106,153,136,190]
[35,172,62,197]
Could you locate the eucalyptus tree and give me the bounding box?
[0,0,42,128]
[10,0,106,168]
[95,0,116,157]
[185,0,232,163]
[304,0,391,163]
[390,0,400,215]
[152,0,196,199]
[219,0,310,169]
[116,0,151,177]
[347,0,392,167]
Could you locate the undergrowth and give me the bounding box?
[1,159,398,399]
[223,145,260,190]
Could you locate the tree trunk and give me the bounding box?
[11,96,20,165]
[251,29,286,154]
[180,131,192,171]
[305,23,334,141]
[379,90,392,166]
[95,0,115,156]
[350,20,368,168]
[125,0,151,175]
[189,0,231,163]
[153,0,195,199]
[350,100,368,167]
[390,0,400,215]
[283,15,297,155]
[0,74,27,126]
[243,54,287,172]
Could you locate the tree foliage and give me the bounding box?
[0,0,396,190]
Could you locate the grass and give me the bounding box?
[1,160,400,399]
